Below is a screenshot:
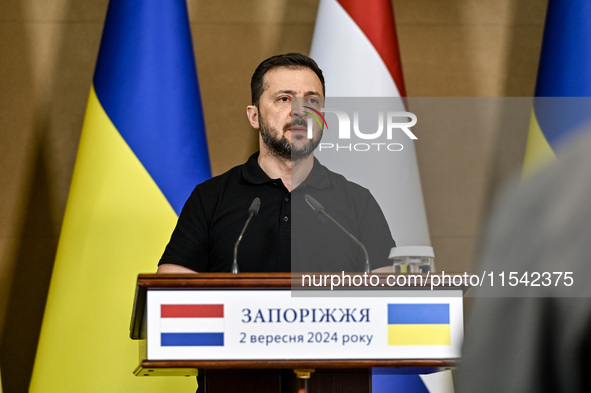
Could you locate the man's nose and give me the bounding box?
[291,99,305,118]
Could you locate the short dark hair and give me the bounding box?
[250,53,325,107]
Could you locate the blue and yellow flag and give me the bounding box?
[30,1,209,391]
[523,0,591,176]
[387,304,450,346]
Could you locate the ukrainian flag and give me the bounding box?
[30,1,209,391]
[523,0,591,176]
[387,304,450,346]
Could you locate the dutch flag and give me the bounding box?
[160,304,224,347]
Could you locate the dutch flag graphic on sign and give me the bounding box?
[160,304,224,346]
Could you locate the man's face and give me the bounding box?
[249,67,324,161]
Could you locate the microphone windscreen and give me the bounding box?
[304,194,325,213]
[248,197,261,216]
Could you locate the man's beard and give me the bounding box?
[259,115,322,161]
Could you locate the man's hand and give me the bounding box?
[371,265,393,273]
[156,263,198,274]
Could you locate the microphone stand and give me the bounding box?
[232,197,261,274]
[304,194,371,273]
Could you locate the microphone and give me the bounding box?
[232,197,261,274]
[304,194,372,273]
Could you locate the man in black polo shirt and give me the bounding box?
[158,53,395,274]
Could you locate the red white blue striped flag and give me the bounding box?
[310,1,450,392]
[161,305,225,347]
[310,0,431,247]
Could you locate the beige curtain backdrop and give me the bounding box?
[0,0,546,391]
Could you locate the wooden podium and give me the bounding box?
[130,273,464,392]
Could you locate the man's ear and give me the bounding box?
[246,105,260,129]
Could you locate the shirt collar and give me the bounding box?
[301,157,330,189]
[241,152,271,185]
[241,152,330,189]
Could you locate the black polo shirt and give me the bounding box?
[159,152,395,272]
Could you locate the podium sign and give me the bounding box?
[148,289,462,361]
[131,273,464,376]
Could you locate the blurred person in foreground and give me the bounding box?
[457,129,591,393]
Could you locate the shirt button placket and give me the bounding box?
[280,193,290,228]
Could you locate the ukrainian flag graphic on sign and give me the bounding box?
[387,304,450,346]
